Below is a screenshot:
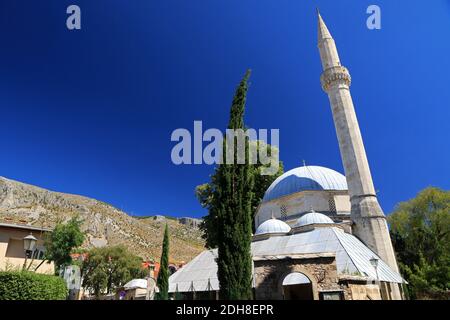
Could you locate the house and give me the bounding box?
[0,222,54,274]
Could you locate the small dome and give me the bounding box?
[255,218,291,236]
[295,211,334,227]
[263,166,348,202]
[124,279,147,290]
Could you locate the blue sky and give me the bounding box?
[0,0,449,218]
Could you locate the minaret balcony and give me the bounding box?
[320,66,352,92]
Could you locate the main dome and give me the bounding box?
[263,166,348,202]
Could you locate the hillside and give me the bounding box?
[0,176,205,263]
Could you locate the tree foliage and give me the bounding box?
[81,245,146,298]
[156,224,170,300]
[196,138,283,248]
[389,187,450,299]
[43,217,85,273]
[213,70,254,299]
[0,271,67,300]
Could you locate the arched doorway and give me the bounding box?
[282,272,314,300]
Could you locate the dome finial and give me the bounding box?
[302,159,307,167]
[271,210,275,219]
[310,205,315,213]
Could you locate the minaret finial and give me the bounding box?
[317,9,333,42]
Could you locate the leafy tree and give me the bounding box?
[42,217,85,273]
[389,187,450,299]
[249,140,284,214]
[81,245,146,299]
[156,224,170,300]
[196,138,283,248]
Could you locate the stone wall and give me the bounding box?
[253,256,341,300]
[338,278,382,300]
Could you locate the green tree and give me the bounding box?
[389,187,450,299]
[156,224,170,300]
[42,217,85,273]
[211,70,254,299]
[197,139,283,249]
[248,140,284,214]
[81,245,146,299]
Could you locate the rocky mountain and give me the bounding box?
[0,176,205,263]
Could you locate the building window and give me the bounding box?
[280,204,288,218]
[6,240,45,260]
[5,239,25,258]
[328,197,336,213]
[319,291,343,300]
[32,249,45,260]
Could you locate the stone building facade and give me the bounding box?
[253,254,341,300]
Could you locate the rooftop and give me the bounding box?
[169,227,404,293]
[0,222,52,232]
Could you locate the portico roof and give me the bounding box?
[169,227,405,293]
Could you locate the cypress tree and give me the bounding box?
[156,224,170,300]
[214,70,254,299]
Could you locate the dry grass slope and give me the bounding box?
[0,176,205,263]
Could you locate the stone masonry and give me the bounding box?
[253,254,341,300]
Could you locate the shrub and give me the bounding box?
[0,271,67,300]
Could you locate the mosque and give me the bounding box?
[168,12,406,300]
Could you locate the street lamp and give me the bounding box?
[146,262,157,300]
[23,233,37,270]
[24,233,37,253]
[149,263,155,277]
[370,256,379,277]
[146,277,157,300]
[369,256,381,299]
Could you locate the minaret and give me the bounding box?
[317,12,401,278]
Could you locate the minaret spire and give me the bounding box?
[316,11,341,70]
[317,9,332,41]
[317,11,402,299]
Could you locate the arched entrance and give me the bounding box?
[282,272,314,300]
